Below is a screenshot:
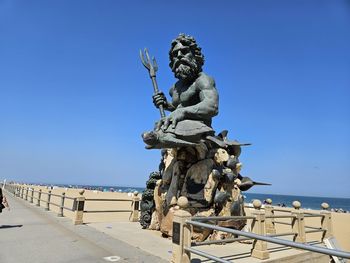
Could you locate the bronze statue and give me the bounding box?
[141,34,219,149]
[139,34,270,240]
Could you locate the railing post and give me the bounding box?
[30,188,34,203]
[320,202,333,240]
[21,186,24,199]
[37,189,42,206]
[130,191,140,222]
[171,196,192,263]
[251,199,270,260]
[264,198,276,234]
[291,201,306,243]
[25,187,29,201]
[58,192,65,217]
[73,190,85,225]
[46,190,52,211]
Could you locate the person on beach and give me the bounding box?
[0,188,10,212]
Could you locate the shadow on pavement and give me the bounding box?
[0,224,23,229]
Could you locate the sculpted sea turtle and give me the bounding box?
[142,119,214,149]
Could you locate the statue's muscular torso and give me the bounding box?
[170,76,201,108]
[169,72,218,117]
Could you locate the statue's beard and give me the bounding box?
[172,58,200,80]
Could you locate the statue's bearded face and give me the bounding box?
[170,44,200,80]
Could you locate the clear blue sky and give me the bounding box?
[0,0,349,198]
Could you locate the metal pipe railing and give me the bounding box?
[272,208,292,212]
[63,206,75,211]
[192,215,255,221]
[306,229,325,234]
[274,220,292,226]
[185,247,232,263]
[304,214,324,218]
[193,236,251,246]
[305,225,323,230]
[2,183,141,225]
[193,231,298,247]
[186,220,350,259]
[85,198,131,201]
[83,209,132,213]
[265,215,295,219]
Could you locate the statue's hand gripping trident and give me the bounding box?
[140,48,166,119]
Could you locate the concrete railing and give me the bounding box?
[171,197,350,263]
[2,183,140,225]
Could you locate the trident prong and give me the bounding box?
[139,48,165,118]
[139,49,150,69]
[153,56,158,72]
[140,48,158,77]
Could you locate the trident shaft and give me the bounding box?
[140,48,166,118]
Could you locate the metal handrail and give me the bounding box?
[23,190,74,200]
[274,220,292,226]
[272,208,293,212]
[83,209,132,213]
[8,186,75,212]
[192,215,255,221]
[305,225,323,230]
[265,215,295,219]
[64,196,76,200]
[49,202,60,207]
[185,247,232,263]
[304,214,324,218]
[50,193,64,198]
[193,231,298,246]
[63,206,75,211]
[84,198,132,201]
[306,229,325,234]
[186,220,350,259]
[5,184,137,214]
[193,236,251,246]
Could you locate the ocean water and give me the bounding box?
[55,184,145,194]
[52,183,350,212]
[244,193,350,212]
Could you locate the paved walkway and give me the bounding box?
[1,189,330,263]
[88,218,330,263]
[0,192,166,263]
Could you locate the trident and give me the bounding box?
[140,48,166,118]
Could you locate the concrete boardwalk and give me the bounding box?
[0,192,166,263]
[89,221,329,263]
[1,190,330,263]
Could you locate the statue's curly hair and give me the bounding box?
[169,33,205,71]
